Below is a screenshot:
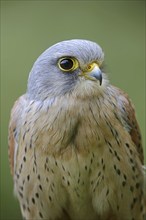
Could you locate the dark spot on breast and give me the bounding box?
[23,156,26,162]
[114,164,117,170]
[98,171,101,177]
[46,157,48,163]
[62,165,65,171]
[122,181,126,187]
[29,142,32,148]
[13,128,16,132]
[133,197,137,204]
[24,146,27,153]
[125,143,130,148]
[18,191,23,198]
[108,147,113,154]
[123,174,127,180]
[27,175,30,181]
[106,189,109,196]
[85,166,88,170]
[51,169,54,174]
[114,164,121,175]
[35,193,39,198]
[117,169,121,175]
[140,205,144,211]
[49,195,52,202]
[135,174,139,178]
[39,212,43,218]
[90,158,93,164]
[138,143,141,149]
[51,185,54,192]
[22,204,26,211]
[107,141,112,148]
[32,197,35,204]
[19,186,23,191]
[39,185,43,191]
[38,174,41,180]
[23,132,26,141]
[129,149,133,155]
[135,183,140,189]
[103,164,105,170]
[132,166,136,172]
[122,107,126,112]
[116,155,121,161]
[90,180,93,185]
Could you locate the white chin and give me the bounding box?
[73,77,107,99]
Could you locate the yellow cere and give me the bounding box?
[86,63,99,72]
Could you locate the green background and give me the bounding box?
[1,1,145,220]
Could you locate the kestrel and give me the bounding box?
[8,39,145,220]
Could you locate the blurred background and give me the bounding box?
[1,1,145,219]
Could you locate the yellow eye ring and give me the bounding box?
[58,57,79,72]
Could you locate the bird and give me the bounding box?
[8,39,145,220]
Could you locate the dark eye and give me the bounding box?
[60,59,73,70]
[58,57,78,72]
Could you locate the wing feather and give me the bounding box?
[113,86,144,164]
[8,95,27,175]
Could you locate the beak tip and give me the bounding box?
[99,75,102,86]
[90,69,102,85]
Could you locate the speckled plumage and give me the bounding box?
[9,39,145,220]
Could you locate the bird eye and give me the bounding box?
[58,57,78,72]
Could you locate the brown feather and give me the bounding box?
[8,95,27,176]
[113,86,144,164]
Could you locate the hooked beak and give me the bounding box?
[79,63,102,85]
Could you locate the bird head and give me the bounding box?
[27,39,108,100]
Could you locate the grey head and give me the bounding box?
[27,39,107,100]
